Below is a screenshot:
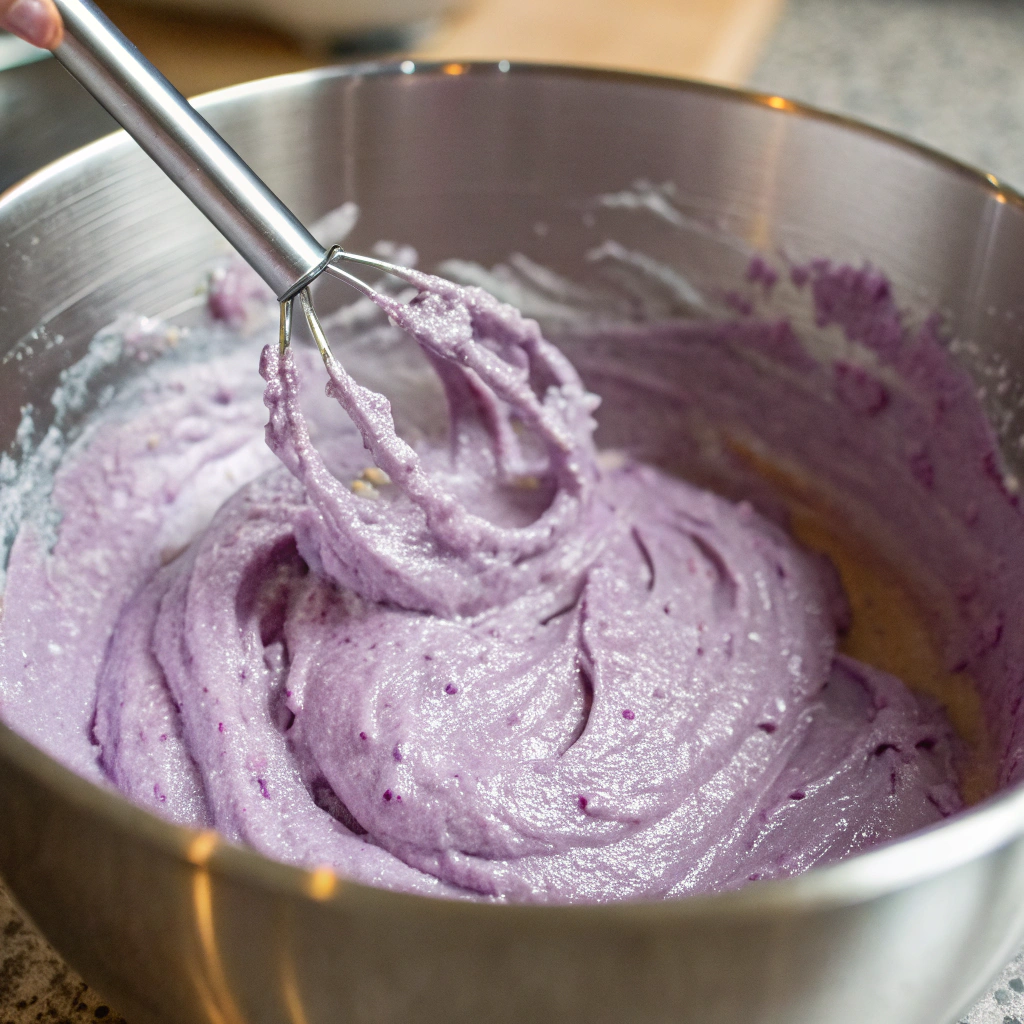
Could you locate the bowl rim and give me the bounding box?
[2,58,1024,923]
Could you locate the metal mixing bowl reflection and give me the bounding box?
[2,63,1024,1024]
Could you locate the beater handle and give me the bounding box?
[49,0,330,301]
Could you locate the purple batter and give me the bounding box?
[0,257,983,902]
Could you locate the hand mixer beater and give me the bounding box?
[46,0,426,364]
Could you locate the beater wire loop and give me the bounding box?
[280,251,424,367]
[278,296,293,355]
[300,287,336,365]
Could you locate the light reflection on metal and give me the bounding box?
[748,105,790,249]
[306,865,339,901]
[189,962,235,1024]
[185,832,248,1024]
[187,829,219,866]
[276,868,339,1023]
[280,947,312,1024]
[984,172,1008,203]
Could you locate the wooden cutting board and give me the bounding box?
[96,0,784,98]
[413,0,784,84]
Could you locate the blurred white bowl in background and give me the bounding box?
[116,0,465,41]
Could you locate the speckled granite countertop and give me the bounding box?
[0,885,125,1024]
[3,1,1024,1022]
[749,0,1024,189]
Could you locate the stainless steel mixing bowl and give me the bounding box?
[2,62,1024,1024]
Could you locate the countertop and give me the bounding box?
[749,0,1024,191]
[3,0,1024,1021]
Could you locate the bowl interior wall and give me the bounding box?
[2,67,1023,469]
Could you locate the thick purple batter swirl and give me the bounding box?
[0,267,964,901]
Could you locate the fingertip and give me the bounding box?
[43,0,64,48]
[1,0,64,49]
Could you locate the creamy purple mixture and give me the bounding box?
[2,249,1021,903]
